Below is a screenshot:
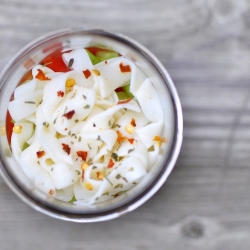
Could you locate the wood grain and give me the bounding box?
[1,0,250,249]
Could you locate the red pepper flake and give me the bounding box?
[62,143,71,155]
[128,138,135,144]
[83,69,91,79]
[77,151,88,161]
[116,131,127,144]
[63,110,75,120]
[119,63,131,73]
[36,151,45,158]
[35,69,51,81]
[57,91,64,97]
[113,193,119,198]
[131,118,136,127]
[49,189,54,195]
[117,98,132,105]
[107,159,115,169]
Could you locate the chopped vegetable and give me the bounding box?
[95,50,119,61]
[85,50,100,65]
[22,142,30,151]
[69,196,77,203]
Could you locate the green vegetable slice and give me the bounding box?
[116,84,134,100]
[122,84,134,98]
[85,50,100,65]
[117,92,131,100]
[69,196,77,203]
[95,50,119,62]
[22,142,30,151]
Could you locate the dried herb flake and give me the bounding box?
[25,101,36,104]
[67,58,74,69]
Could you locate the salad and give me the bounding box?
[7,46,166,206]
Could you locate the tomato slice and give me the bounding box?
[42,49,70,72]
[6,111,14,145]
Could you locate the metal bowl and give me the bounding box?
[0,28,183,222]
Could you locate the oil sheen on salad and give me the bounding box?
[7,46,167,206]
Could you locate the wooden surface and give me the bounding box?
[1,0,250,249]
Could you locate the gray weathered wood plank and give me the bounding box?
[1,0,250,249]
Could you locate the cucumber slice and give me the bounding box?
[122,84,134,98]
[85,50,101,65]
[117,92,131,100]
[69,196,77,203]
[95,50,119,62]
[22,142,30,151]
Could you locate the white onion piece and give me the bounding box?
[63,48,93,72]
[82,99,140,133]
[14,79,36,99]
[8,90,43,122]
[78,130,117,151]
[108,156,147,187]
[63,48,96,86]
[116,110,149,138]
[54,185,74,202]
[11,122,34,162]
[32,65,54,78]
[42,73,68,122]
[52,86,95,135]
[136,120,163,149]
[86,105,104,120]
[20,137,56,196]
[48,163,78,189]
[116,140,148,168]
[24,113,36,124]
[135,78,163,123]
[148,142,160,170]
[36,105,73,165]
[96,57,132,98]
[129,61,147,96]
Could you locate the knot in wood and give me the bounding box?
[182,220,204,239]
